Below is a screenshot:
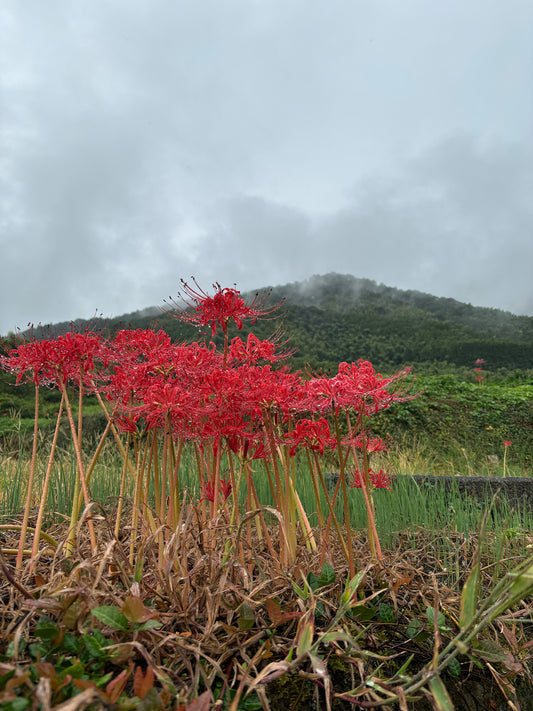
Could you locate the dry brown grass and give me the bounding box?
[0,505,532,710]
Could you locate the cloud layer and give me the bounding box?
[1,1,532,334]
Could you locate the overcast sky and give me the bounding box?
[1,1,532,335]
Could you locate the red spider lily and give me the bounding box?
[200,478,232,503]
[333,361,413,414]
[164,279,282,335]
[349,468,394,491]
[113,328,173,354]
[115,414,143,434]
[344,433,388,453]
[504,440,511,447]
[228,328,295,366]
[306,362,414,416]
[1,330,108,386]
[139,381,197,432]
[229,334,279,365]
[225,433,271,460]
[259,367,309,416]
[1,338,60,385]
[285,418,336,456]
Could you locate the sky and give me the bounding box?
[1,1,533,335]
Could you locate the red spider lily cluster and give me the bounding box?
[1,330,108,386]
[2,333,413,450]
[1,281,418,569]
[348,468,394,491]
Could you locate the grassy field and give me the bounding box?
[1,441,531,554]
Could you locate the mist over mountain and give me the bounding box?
[254,273,532,337]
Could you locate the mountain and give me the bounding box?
[255,274,532,337]
[5,273,533,372]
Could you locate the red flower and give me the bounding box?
[285,417,336,456]
[504,440,511,447]
[1,330,108,386]
[349,468,394,491]
[344,433,388,453]
[228,333,292,365]
[308,361,414,416]
[164,279,282,335]
[200,478,232,503]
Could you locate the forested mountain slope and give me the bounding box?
[4,273,533,372]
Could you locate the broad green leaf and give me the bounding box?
[62,662,85,679]
[350,604,376,621]
[0,668,16,689]
[318,562,335,586]
[426,606,450,632]
[83,629,108,658]
[471,639,510,664]
[378,602,395,623]
[6,638,26,658]
[97,672,114,688]
[62,633,80,656]
[428,675,455,711]
[29,643,48,659]
[447,657,462,679]
[242,694,263,710]
[306,572,320,592]
[91,606,129,632]
[134,619,162,631]
[35,616,60,641]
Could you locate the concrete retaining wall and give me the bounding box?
[406,475,533,512]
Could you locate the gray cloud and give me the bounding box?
[194,134,533,315]
[1,1,532,334]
